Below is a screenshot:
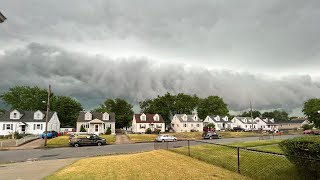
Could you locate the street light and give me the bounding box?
[0,12,6,23]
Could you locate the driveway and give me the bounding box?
[0,134,302,164]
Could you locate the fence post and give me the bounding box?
[237,147,240,174]
[188,140,190,157]
[0,141,2,148]
[166,141,169,150]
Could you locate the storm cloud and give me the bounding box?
[0,43,319,114]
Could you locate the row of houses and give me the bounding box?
[0,109,310,135]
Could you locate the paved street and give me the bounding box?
[0,135,302,164]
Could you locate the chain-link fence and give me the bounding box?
[154,140,320,180]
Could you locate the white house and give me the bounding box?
[171,114,203,132]
[278,118,310,130]
[255,117,279,131]
[231,117,258,131]
[203,115,232,131]
[0,109,60,136]
[76,112,116,135]
[132,113,165,133]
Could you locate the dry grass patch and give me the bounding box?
[46,150,249,180]
[126,134,158,142]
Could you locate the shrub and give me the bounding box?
[80,125,86,132]
[301,123,314,130]
[146,128,152,134]
[153,129,161,134]
[279,136,320,179]
[105,127,111,135]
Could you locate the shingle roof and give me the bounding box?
[175,114,201,123]
[77,112,115,122]
[0,110,55,122]
[134,114,165,123]
[235,117,257,124]
[278,119,306,124]
[208,115,231,123]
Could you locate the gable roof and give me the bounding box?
[134,114,165,123]
[208,115,231,123]
[77,112,115,122]
[0,110,55,122]
[278,119,307,124]
[234,117,257,124]
[175,114,200,123]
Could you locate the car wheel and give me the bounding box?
[97,142,102,146]
[162,139,165,142]
[74,143,79,147]
[173,139,176,142]
[209,136,213,140]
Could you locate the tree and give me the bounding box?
[51,96,83,127]
[240,110,261,118]
[301,124,314,131]
[302,98,320,128]
[93,98,133,128]
[0,86,52,111]
[197,96,229,120]
[173,93,199,114]
[262,110,289,122]
[105,127,111,135]
[80,125,86,132]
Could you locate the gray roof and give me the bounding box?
[0,110,55,122]
[208,115,232,123]
[235,117,257,124]
[278,119,306,124]
[175,114,201,123]
[77,112,115,122]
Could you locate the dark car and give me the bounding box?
[233,127,248,132]
[202,132,221,139]
[69,134,107,147]
[42,131,58,139]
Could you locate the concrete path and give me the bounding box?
[15,139,44,150]
[115,134,133,144]
[0,158,78,180]
[0,134,302,164]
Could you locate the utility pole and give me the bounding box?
[250,101,254,133]
[0,12,6,23]
[44,85,51,146]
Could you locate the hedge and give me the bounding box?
[279,136,320,179]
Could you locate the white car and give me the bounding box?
[156,134,177,142]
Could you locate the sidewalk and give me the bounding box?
[1,139,44,150]
[115,134,133,144]
[0,158,78,180]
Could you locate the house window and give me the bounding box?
[197,124,200,127]
[37,113,40,119]
[37,124,41,130]
[245,125,247,128]
[184,124,187,127]
[177,124,179,127]
[155,115,159,121]
[140,124,146,129]
[141,115,146,121]
[218,124,221,128]
[103,124,105,129]
[156,125,162,128]
[13,113,17,118]
[6,124,12,130]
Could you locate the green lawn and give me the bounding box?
[170,144,298,180]
[126,134,158,142]
[46,135,116,148]
[46,150,249,180]
[228,139,283,148]
[250,144,284,154]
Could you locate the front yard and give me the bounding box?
[46,150,249,180]
[46,135,116,148]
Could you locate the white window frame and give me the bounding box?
[13,113,17,118]
[6,124,11,130]
[37,124,41,130]
[184,124,187,127]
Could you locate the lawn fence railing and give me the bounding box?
[0,134,40,148]
[154,140,320,180]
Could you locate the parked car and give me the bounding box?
[155,134,177,142]
[69,134,107,147]
[233,127,248,132]
[42,131,58,139]
[202,132,221,139]
[303,130,314,134]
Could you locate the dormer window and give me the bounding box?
[13,113,17,118]
[34,110,44,120]
[10,110,21,119]
[103,112,109,120]
[85,112,92,120]
[154,114,159,121]
[194,116,197,121]
[37,113,40,119]
[141,114,146,121]
[183,115,187,121]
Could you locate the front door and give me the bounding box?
[95,124,99,133]
[21,125,26,133]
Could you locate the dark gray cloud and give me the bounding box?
[1,0,320,74]
[0,43,319,114]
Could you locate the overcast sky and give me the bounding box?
[1,0,320,115]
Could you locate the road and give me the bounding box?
[0,134,301,163]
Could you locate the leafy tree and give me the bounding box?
[173,93,199,114]
[301,124,314,131]
[80,125,86,132]
[302,98,320,128]
[93,98,133,128]
[240,110,261,118]
[0,86,52,111]
[205,123,215,128]
[262,110,289,122]
[105,127,111,135]
[197,96,229,120]
[51,96,83,127]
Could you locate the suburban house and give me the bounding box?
[255,117,279,131]
[231,117,258,131]
[203,115,232,131]
[171,114,203,132]
[76,112,116,135]
[278,118,310,130]
[131,113,165,133]
[0,109,60,136]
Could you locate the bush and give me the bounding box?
[105,127,111,135]
[279,136,320,179]
[146,128,152,134]
[301,123,314,130]
[153,129,161,134]
[80,125,86,132]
